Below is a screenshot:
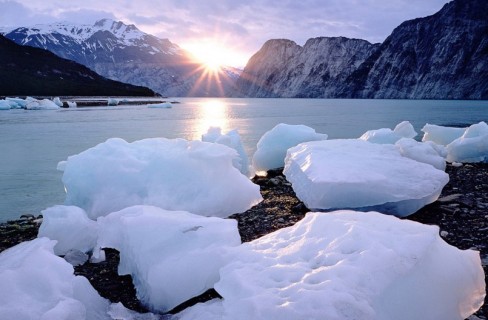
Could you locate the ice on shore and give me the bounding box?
[0,238,110,320]
[422,123,466,145]
[61,137,262,219]
[446,121,488,163]
[96,205,241,312]
[359,121,417,144]
[395,138,447,170]
[202,127,250,176]
[252,123,327,172]
[147,102,172,108]
[177,211,485,320]
[284,139,449,216]
[38,205,97,255]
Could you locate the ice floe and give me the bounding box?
[395,138,447,170]
[359,120,417,144]
[147,102,172,108]
[252,123,327,173]
[284,139,449,216]
[422,123,466,146]
[61,137,262,219]
[446,121,488,163]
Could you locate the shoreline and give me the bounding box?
[1,163,487,318]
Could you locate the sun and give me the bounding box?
[182,39,247,71]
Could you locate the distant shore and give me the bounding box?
[1,163,487,318]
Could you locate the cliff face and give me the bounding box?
[236,38,378,98]
[236,0,488,99]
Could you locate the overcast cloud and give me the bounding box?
[1,0,450,66]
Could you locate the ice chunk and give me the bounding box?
[97,205,241,312]
[0,238,110,320]
[108,302,164,320]
[180,211,484,320]
[53,97,64,107]
[0,100,11,110]
[252,123,327,172]
[67,101,77,108]
[284,139,449,217]
[395,138,446,170]
[62,137,262,218]
[202,127,250,176]
[359,121,417,144]
[446,121,488,163]
[422,123,466,145]
[6,97,29,108]
[38,205,97,255]
[25,98,60,110]
[107,98,119,106]
[64,249,89,266]
[147,102,172,108]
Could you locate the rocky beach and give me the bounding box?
[1,163,487,319]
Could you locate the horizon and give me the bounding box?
[1,0,450,69]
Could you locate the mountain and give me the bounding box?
[236,37,379,98]
[0,35,155,96]
[2,19,238,97]
[235,0,488,99]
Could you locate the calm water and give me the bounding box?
[1,98,487,222]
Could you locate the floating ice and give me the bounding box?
[67,101,77,108]
[53,97,64,107]
[252,123,327,172]
[38,205,97,255]
[25,98,60,110]
[0,100,11,110]
[96,205,241,312]
[395,138,446,170]
[62,137,262,219]
[422,123,466,145]
[447,121,488,163]
[359,121,417,144]
[107,98,119,106]
[202,127,250,176]
[177,211,485,320]
[6,97,28,108]
[0,238,110,320]
[147,102,172,108]
[284,139,449,217]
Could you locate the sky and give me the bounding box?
[1,0,450,68]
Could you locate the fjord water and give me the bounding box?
[1,98,487,222]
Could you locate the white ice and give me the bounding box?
[359,121,417,144]
[395,138,447,170]
[0,238,110,320]
[38,205,97,255]
[202,127,250,176]
[177,211,485,320]
[284,139,449,217]
[446,121,488,163]
[67,101,77,108]
[107,98,119,106]
[6,97,29,108]
[61,137,262,219]
[25,98,60,110]
[53,97,64,107]
[422,123,466,145]
[96,205,241,312]
[0,100,11,110]
[252,123,327,172]
[147,102,172,108]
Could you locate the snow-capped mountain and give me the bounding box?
[3,19,238,97]
[236,0,488,99]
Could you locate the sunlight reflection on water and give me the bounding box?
[192,99,230,141]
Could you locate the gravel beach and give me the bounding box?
[1,163,487,318]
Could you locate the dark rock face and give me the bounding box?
[0,35,155,96]
[3,19,240,97]
[236,0,488,99]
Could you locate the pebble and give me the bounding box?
[440,231,449,237]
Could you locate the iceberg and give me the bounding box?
[25,98,60,110]
[96,205,241,312]
[147,102,172,108]
[53,97,64,107]
[0,100,11,110]
[422,123,466,146]
[61,137,262,219]
[395,138,447,170]
[284,139,449,217]
[107,98,119,106]
[67,101,77,108]
[202,127,250,176]
[179,211,484,320]
[38,205,98,255]
[252,123,327,173]
[359,120,417,144]
[0,238,110,320]
[446,121,488,163]
[6,97,29,108]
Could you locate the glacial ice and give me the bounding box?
[202,127,250,176]
[96,205,241,312]
[25,98,60,110]
[395,138,447,170]
[422,123,466,145]
[176,211,485,320]
[359,120,417,144]
[283,139,449,216]
[67,101,78,108]
[446,121,488,163]
[38,205,97,255]
[147,102,172,108]
[0,238,110,320]
[61,137,262,219]
[107,98,119,106]
[0,100,10,110]
[53,97,64,107]
[252,123,327,173]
